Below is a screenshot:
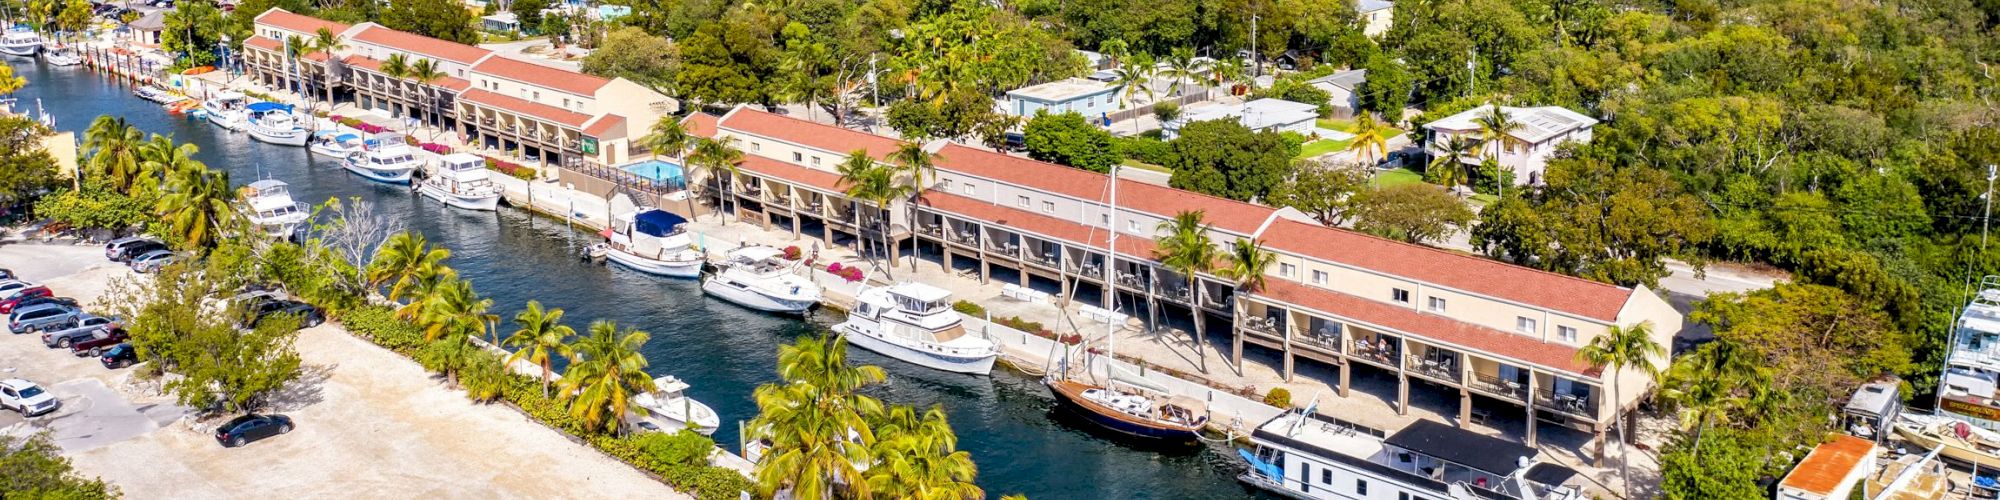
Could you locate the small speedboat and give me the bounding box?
[134,85,184,105]
[627,375,720,435]
[833,282,999,375]
[201,91,250,131]
[245,103,308,146]
[340,133,420,184]
[598,208,705,278]
[238,179,310,239]
[416,153,502,211]
[0,29,41,57]
[41,47,80,66]
[307,130,362,159]
[700,245,821,313]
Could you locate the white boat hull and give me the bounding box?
[342,161,414,184]
[417,182,502,211]
[701,276,817,313]
[309,144,357,159]
[603,247,702,278]
[836,322,997,375]
[248,126,309,146]
[0,45,36,57]
[43,53,79,66]
[207,111,245,131]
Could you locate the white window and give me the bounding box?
[812,156,821,165]
[793,152,803,162]
[1127,220,1140,231]
[961,183,975,195]
[1279,263,1296,277]
[1558,326,1578,342]
[1517,317,1537,334]
[1042,201,1055,213]
[1016,196,1031,208]
[1392,288,1410,303]
[1311,270,1328,285]
[752,142,762,152]
[1100,214,1110,225]
[941,179,953,189]
[1427,297,1446,313]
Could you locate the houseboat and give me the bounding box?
[1240,409,1586,500]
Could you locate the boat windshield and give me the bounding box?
[893,294,947,314]
[371,154,414,165]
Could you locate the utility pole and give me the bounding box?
[1250,1,1260,78]
[1467,49,1477,95]
[1984,164,1996,255]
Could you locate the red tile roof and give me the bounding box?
[342,55,463,90]
[683,113,719,139]
[718,108,905,159]
[1260,219,1632,321]
[1780,435,1873,495]
[583,114,627,138]
[921,192,1157,258]
[459,89,592,128]
[932,144,1278,235]
[1258,279,1599,376]
[737,155,846,193]
[244,36,280,52]
[253,8,350,36]
[471,55,611,97]
[341,54,380,70]
[1117,179,1275,235]
[435,76,471,91]
[351,25,491,65]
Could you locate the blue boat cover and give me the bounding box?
[633,210,687,237]
[1237,449,1283,481]
[335,133,359,141]
[246,102,291,113]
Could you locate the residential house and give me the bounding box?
[689,105,1682,448]
[1307,69,1366,119]
[1776,435,1875,500]
[1358,0,1395,38]
[1003,78,1121,119]
[129,11,165,46]
[1422,104,1596,185]
[1163,98,1318,140]
[481,12,520,33]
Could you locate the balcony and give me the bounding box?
[1469,373,1527,401]
[1349,338,1399,367]
[1535,388,1596,419]
[1111,270,1151,291]
[1241,314,1284,339]
[1407,354,1461,384]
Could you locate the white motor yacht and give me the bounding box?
[0,29,41,57]
[239,179,310,239]
[307,130,362,159]
[245,103,308,146]
[594,208,705,278]
[417,153,502,211]
[41,46,79,66]
[700,245,821,314]
[834,282,998,375]
[340,133,419,184]
[627,375,720,436]
[201,91,251,131]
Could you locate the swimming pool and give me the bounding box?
[619,159,686,186]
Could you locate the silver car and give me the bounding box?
[42,314,118,348]
[9,305,80,334]
[129,249,175,273]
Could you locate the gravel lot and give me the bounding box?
[0,242,686,499]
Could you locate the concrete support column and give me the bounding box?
[1592,424,1609,466]
[1397,374,1410,415]
[1281,331,1295,382]
[1458,389,1472,427]
[1337,361,1349,397]
[1525,375,1539,447]
[943,246,954,272]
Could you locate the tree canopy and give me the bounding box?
[1165,120,1297,202]
[1022,111,1119,173]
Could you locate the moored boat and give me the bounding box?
[1044,377,1208,442]
[41,46,79,66]
[596,208,704,278]
[0,29,41,57]
[245,103,308,146]
[134,85,186,105]
[833,282,998,375]
[627,375,720,436]
[416,153,502,211]
[700,245,820,314]
[1239,407,1587,499]
[238,179,310,239]
[1895,416,2000,470]
[307,130,362,159]
[201,91,251,131]
[340,133,419,184]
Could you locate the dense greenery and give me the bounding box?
[0,432,119,498]
[0,115,61,204]
[1023,111,1119,173]
[1165,120,1298,202]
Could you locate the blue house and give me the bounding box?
[1003,78,1121,119]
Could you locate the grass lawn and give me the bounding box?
[1120,159,1171,172]
[1370,168,1425,188]
[1317,118,1356,132]
[1297,138,1354,159]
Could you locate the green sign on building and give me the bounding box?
[581,136,599,155]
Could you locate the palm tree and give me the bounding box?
[1161,47,1206,97]
[887,142,936,271]
[752,335,885,499]
[407,58,445,139]
[1153,210,1221,373]
[415,277,496,345]
[639,117,699,218]
[1658,339,1761,454]
[1111,65,1156,131]
[283,35,311,109]
[367,231,452,300]
[392,265,456,323]
[1215,238,1276,372]
[1575,321,1663,500]
[135,134,200,197]
[1427,134,1481,195]
[1345,113,1390,166]
[866,405,983,499]
[1472,105,1523,193]
[380,53,410,119]
[311,27,346,107]
[560,320,655,434]
[688,136,744,224]
[1208,57,1247,93]
[504,300,576,398]
[82,116,145,193]
[155,163,234,250]
[839,159,912,279]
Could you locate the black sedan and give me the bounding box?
[245,300,324,329]
[99,343,137,369]
[215,413,292,447]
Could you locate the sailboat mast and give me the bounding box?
[1103,166,1119,378]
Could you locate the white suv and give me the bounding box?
[0,379,58,416]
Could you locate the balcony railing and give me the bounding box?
[1349,339,1399,366]
[946,229,979,246]
[1407,354,1460,383]
[1293,329,1341,352]
[1026,252,1061,269]
[1066,262,1105,277]
[567,162,685,194]
[1535,388,1596,419]
[1241,315,1283,337]
[1469,373,1527,401]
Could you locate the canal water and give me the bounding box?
[12,61,1264,498]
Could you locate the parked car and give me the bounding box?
[246,300,323,328]
[129,249,175,272]
[0,280,35,298]
[0,268,14,280]
[104,236,156,260]
[99,343,138,369]
[71,328,130,357]
[42,314,119,348]
[111,240,167,263]
[0,379,59,416]
[0,287,52,313]
[9,305,80,334]
[215,413,292,447]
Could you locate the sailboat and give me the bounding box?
[1042,165,1210,443]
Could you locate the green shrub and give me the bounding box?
[1264,387,1292,408]
[460,349,507,402]
[951,300,986,316]
[635,429,716,468]
[340,306,427,353]
[512,166,537,180]
[1113,136,1174,165]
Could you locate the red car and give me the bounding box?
[0,287,53,313]
[69,328,129,357]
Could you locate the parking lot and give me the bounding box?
[0,242,686,499]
